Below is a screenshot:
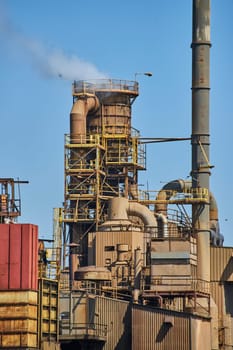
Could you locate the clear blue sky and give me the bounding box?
[0,1,232,245]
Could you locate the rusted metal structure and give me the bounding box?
[0,178,28,222]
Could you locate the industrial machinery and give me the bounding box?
[1,0,233,349]
[58,1,233,349]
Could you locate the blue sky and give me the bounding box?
[0,1,232,245]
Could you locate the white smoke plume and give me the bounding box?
[0,6,107,80]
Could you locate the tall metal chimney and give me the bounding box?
[191,0,211,282]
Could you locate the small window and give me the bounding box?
[104,245,115,252]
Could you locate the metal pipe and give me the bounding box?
[155,179,190,216]
[155,179,223,245]
[209,192,224,246]
[133,247,142,303]
[69,94,100,284]
[191,0,211,282]
[107,197,129,221]
[107,197,157,233]
[156,213,168,238]
[128,201,157,233]
[70,95,99,143]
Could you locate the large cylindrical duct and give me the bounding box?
[70,95,99,143]
[191,0,211,282]
[106,197,157,233]
[107,197,129,221]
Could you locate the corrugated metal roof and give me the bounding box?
[210,247,233,282]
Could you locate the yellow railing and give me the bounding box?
[105,138,145,168]
[72,79,138,96]
[138,188,209,204]
[65,134,103,146]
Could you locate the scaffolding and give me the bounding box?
[63,80,146,268]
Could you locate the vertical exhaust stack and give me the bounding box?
[191,0,211,282]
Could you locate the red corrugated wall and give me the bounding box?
[0,224,38,290]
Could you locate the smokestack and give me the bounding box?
[191,0,211,282]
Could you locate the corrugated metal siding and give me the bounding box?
[191,318,211,350]
[210,282,225,318]
[41,341,61,350]
[39,280,59,342]
[59,293,212,350]
[132,305,191,350]
[95,296,131,350]
[210,247,233,282]
[0,333,37,348]
[95,230,143,266]
[72,292,87,325]
[0,290,38,348]
[0,290,38,304]
[224,283,233,316]
[0,224,38,290]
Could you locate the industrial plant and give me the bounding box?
[0,0,233,349]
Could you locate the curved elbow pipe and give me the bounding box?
[209,194,224,246]
[155,179,191,215]
[128,201,157,232]
[209,192,218,221]
[155,179,223,246]
[70,95,99,142]
[107,197,157,233]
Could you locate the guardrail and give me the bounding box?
[59,321,107,339]
[143,277,210,294]
[138,187,209,204]
[72,79,138,96]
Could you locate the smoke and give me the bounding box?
[0,5,107,81]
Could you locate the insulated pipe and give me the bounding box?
[156,213,168,238]
[192,0,211,282]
